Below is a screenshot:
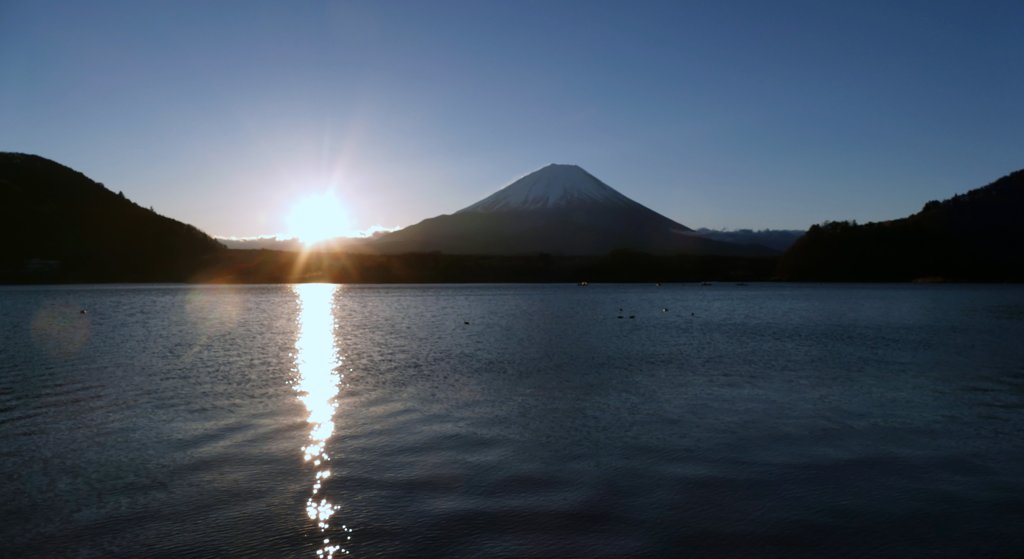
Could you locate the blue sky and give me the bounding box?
[2,0,1022,238]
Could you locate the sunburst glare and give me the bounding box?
[286,190,351,247]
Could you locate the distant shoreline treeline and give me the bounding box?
[2,249,779,284]
[10,244,1023,285]
[202,249,779,284]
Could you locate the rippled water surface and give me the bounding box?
[2,283,1023,558]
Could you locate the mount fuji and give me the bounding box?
[369,164,773,256]
[457,164,641,213]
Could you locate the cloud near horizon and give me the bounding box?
[216,224,402,250]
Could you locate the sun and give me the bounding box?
[286,190,350,247]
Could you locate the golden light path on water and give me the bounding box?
[292,284,351,557]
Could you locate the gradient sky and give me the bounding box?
[2,0,1022,238]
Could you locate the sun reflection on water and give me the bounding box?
[292,284,352,557]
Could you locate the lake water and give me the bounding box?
[1,283,1023,558]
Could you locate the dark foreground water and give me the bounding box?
[1,283,1023,558]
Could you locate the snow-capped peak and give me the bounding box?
[457,164,636,213]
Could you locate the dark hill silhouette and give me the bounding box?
[777,169,1024,281]
[0,153,224,282]
[369,164,775,257]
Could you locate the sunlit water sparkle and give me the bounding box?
[292,284,350,557]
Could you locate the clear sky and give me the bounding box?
[2,0,1022,238]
